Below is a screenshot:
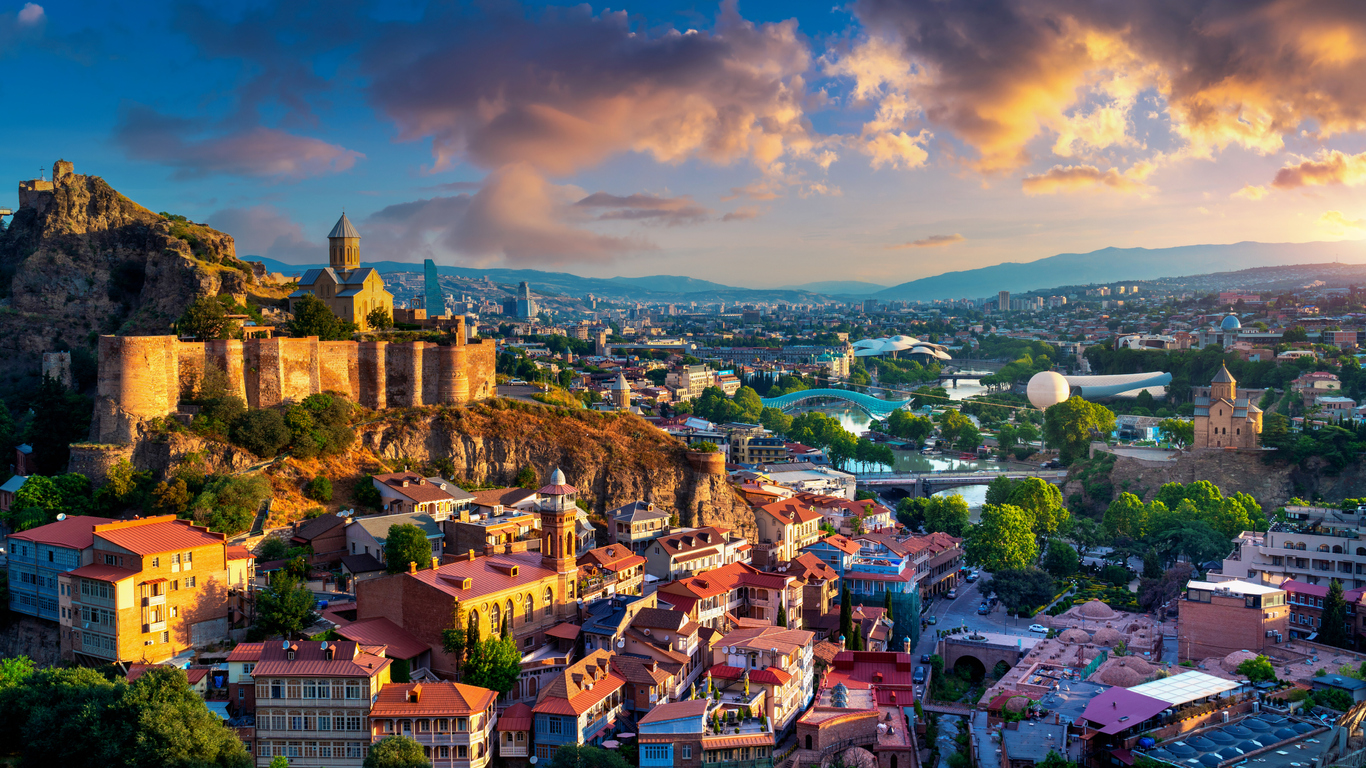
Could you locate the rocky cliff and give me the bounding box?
[0,159,258,382]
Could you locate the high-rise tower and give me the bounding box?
[328,212,361,272]
[423,259,445,317]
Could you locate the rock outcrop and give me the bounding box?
[0,159,257,378]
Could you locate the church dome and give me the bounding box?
[1220,314,1241,331]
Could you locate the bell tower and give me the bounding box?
[328,212,361,272]
[537,468,579,575]
[1210,363,1236,402]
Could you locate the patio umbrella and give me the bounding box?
[617,733,636,739]
[602,741,620,749]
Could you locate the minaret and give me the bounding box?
[537,468,580,575]
[328,212,361,272]
[1210,363,1236,402]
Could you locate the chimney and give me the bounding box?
[468,549,476,562]
[431,557,440,570]
[409,561,417,574]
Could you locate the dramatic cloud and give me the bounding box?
[574,193,711,226]
[722,206,762,222]
[1022,164,1148,195]
[363,164,649,266]
[205,206,325,263]
[360,2,825,178]
[1320,210,1366,230]
[114,105,362,180]
[1231,185,1270,201]
[887,233,964,249]
[1271,150,1366,190]
[861,130,931,170]
[843,0,1366,170]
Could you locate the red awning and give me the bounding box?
[1111,749,1134,765]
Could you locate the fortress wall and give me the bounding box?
[421,343,439,405]
[386,342,423,408]
[434,345,468,404]
[177,342,205,400]
[206,339,247,403]
[251,338,285,408]
[280,337,321,402]
[359,341,387,410]
[320,341,358,399]
[467,339,497,400]
[69,444,135,485]
[161,337,179,412]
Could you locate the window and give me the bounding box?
[458,717,468,732]
[303,681,317,699]
[458,746,468,759]
[184,552,192,569]
[345,680,361,699]
[643,745,670,760]
[171,580,179,591]
[683,746,693,759]
[318,715,331,731]
[288,680,302,698]
[304,714,316,730]
[272,714,286,731]
[271,681,283,699]
[545,587,554,617]
[161,631,169,643]
[346,715,362,732]
[290,716,303,731]
[152,557,159,568]
[185,576,196,588]
[259,743,271,757]
[548,717,564,735]
[102,554,122,567]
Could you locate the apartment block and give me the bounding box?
[58,515,234,664]
[252,640,392,767]
[1222,509,1366,589]
[369,682,498,768]
[7,515,114,621]
[608,500,671,553]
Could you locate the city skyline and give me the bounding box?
[2,0,1365,287]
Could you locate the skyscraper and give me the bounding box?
[423,259,445,316]
[998,290,1010,312]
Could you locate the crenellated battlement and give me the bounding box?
[92,330,496,444]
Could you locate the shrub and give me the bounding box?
[305,476,333,503]
[230,409,292,457]
[355,477,383,510]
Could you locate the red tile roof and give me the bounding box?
[578,545,647,571]
[546,622,582,640]
[92,516,226,555]
[789,552,838,582]
[533,650,625,716]
[819,535,861,555]
[225,545,254,561]
[252,640,391,678]
[409,551,560,600]
[373,472,461,504]
[638,699,708,724]
[497,701,533,731]
[757,498,823,525]
[335,617,429,660]
[369,682,496,717]
[716,625,814,655]
[66,563,139,582]
[8,516,116,549]
[468,488,537,508]
[227,642,265,662]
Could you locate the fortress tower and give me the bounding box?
[328,212,361,271]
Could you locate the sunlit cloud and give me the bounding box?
[1231,184,1270,201]
[573,192,711,226]
[1021,164,1150,195]
[1271,149,1366,190]
[1320,210,1366,231]
[722,206,762,222]
[887,233,965,249]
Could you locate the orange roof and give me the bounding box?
[373,472,461,504]
[409,551,559,600]
[66,563,138,582]
[92,516,225,555]
[497,701,533,731]
[227,642,265,662]
[790,552,838,581]
[225,545,254,561]
[820,535,861,555]
[8,516,116,550]
[578,545,647,571]
[369,682,496,717]
[533,650,626,716]
[756,498,822,525]
[253,640,391,678]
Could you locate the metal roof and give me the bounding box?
[328,212,360,239]
[93,516,225,555]
[8,515,116,549]
[1126,670,1241,706]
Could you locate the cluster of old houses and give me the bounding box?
[6,468,963,768]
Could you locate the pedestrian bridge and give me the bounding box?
[760,388,913,417]
[857,469,1068,499]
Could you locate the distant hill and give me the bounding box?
[874,241,1366,301]
[783,280,886,295]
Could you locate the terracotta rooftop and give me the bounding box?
[819,534,862,555]
[533,650,625,716]
[292,514,346,542]
[756,498,823,525]
[66,563,139,582]
[716,625,814,655]
[8,515,116,550]
[468,488,537,508]
[611,654,674,685]
[372,472,468,504]
[225,545,254,561]
[655,527,728,557]
[789,552,838,582]
[369,682,496,717]
[639,698,708,724]
[630,607,696,634]
[92,515,225,555]
[497,701,533,731]
[708,664,792,686]
[335,617,429,660]
[578,545,647,571]
[227,642,265,662]
[410,551,559,600]
[253,640,392,678]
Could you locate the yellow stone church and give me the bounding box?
[288,213,393,331]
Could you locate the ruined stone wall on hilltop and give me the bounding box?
[1098,448,1366,510]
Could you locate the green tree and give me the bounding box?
[462,612,483,683]
[1043,396,1116,465]
[547,745,631,768]
[258,537,290,562]
[883,589,894,622]
[1142,548,1163,580]
[514,465,538,489]
[256,575,318,638]
[1061,516,1107,560]
[24,375,92,476]
[305,475,333,503]
[954,423,983,453]
[288,294,356,340]
[152,477,192,516]
[1283,326,1309,343]
[759,407,793,436]
[1037,751,1077,768]
[1006,478,1070,540]
[1321,579,1349,649]
[189,474,271,535]
[937,409,973,447]
[177,295,231,340]
[385,524,434,573]
[441,600,467,667]
[839,585,853,645]
[465,634,522,695]
[1041,541,1079,578]
[1158,418,1194,448]
[777,602,788,628]
[1236,655,1276,683]
[271,757,291,768]
[984,475,1018,507]
[366,307,395,331]
[981,568,1056,613]
[364,735,431,768]
[230,409,292,457]
[733,386,764,422]
[924,494,971,537]
[1103,493,1149,539]
[965,504,1039,571]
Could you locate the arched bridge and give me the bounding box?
[760,388,912,417]
[858,470,1068,499]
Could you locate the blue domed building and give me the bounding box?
[1220,314,1241,331]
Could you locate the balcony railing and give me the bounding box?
[144,594,166,607]
[144,620,167,633]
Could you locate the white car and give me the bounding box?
[1028,624,1048,633]
[947,589,957,599]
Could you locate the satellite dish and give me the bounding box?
[56,513,66,521]
[617,637,625,648]
[530,758,538,765]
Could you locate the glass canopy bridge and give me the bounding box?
[759,370,1172,418]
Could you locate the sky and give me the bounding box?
[2,0,1366,289]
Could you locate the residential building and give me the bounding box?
[354,470,584,697]
[731,435,788,465]
[0,474,26,513]
[802,534,861,583]
[370,472,473,518]
[1281,579,1365,646]
[666,365,712,401]
[58,516,233,664]
[496,702,532,759]
[444,506,539,559]
[788,552,839,629]
[581,593,658,655]
[577,544,647,601]
[1191,364,1261,449]
[1176,579,1288,659]
[531,650,626,759]
[611,653,678,714]
[1292,371,1342,407]
[467,488,539,518]
[608,500,672,553]
[754,497,823,567]
[854,531,964,598]
[7,514,115,621]
[1221,509,1366,590]
[369,682,498,768]
[756,463,856,499]
[346,512,445,566]
[644,526,751,580]
[707,625,816,738]
[792,493,893,537]
[798,651,918,767]
[289,515,349,568]
[638,698,775,768]
[252,640,392,767]
[656,561,802,630]
[227,641,265,716]
[626,607,707,700]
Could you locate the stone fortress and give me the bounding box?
[90,213,497,445]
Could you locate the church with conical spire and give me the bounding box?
[287,212,394,331]
[1192,363,1262,449]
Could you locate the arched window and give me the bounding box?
[527,676,538,698]
[1298,542,1307,550]
[1356,547,1365,556]
[506,599,514,630]
[1319,544,1330,552]
[544,587,554,618]
[490,603,501,634]
[1333,545,1343,554]
[525,594,534,623]
[1285,542,1295,549]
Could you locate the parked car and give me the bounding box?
[965,572,978,583]
[913,666,927,684]
[947,589,957,599]
[927,615,937,624]
[920,654,932,663]
[978,603,990,615]
[1028,623,1048,633]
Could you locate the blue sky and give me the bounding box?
[2,0,1366,288]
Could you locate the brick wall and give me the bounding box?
[68,444,134,485]
[359,341,387,409]
[795,709,879,752]
[1177,595,1289,659]
[280,337,321,402]
[387,342,423,408]
[320,341,358,398]
[467,339,496,400]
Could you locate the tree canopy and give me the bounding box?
[176,296,232,341]
[981,568,1056,613]
[965,504,1039,571]
[386,524,434,573]
[1043,396,1116,465]
[288,294,357,340]
[255,574,318,638]
[462,634,523,695]
[1320,579,1350,649]
[1006,477,1070,540]
[364,735,431,768]
[924,494,971,537]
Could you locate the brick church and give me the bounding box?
[1192,363,1262,449]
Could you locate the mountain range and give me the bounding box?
[254,239,1366,303]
